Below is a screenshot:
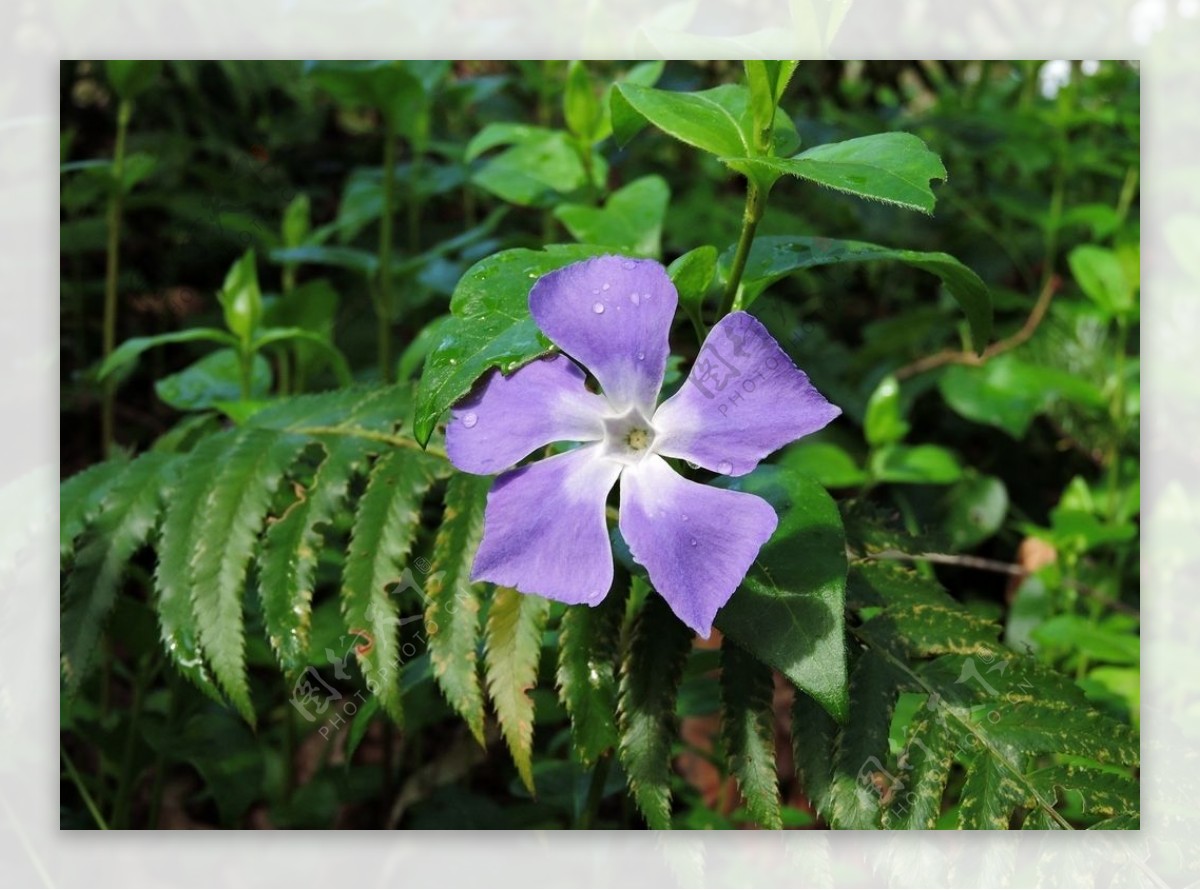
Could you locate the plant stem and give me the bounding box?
[238,349,253,401]
[101,98,132,455]
[111,654,154,828]
[577,752,612,829]
[62,749,109,830]
[720,181,766,317]
[377,118,397,383]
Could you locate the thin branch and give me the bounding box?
[856,547,1138,616]
[895,274,1060,381]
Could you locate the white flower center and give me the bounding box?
[600,405,657,466]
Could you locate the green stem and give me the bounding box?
[1115,165,1139,227]
[111,654,154,828]
[377,119,397,383]
[577,752,612,829]
[102,98,132,455]
[720,181,766,317]
[63,749,109,830]
[238,348,254,401]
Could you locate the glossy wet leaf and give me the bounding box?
[715,466,849,721]
[154,349,272,411]
[554,175,669,258]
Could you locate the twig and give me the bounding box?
[895,274,1060,381]
[857,547,1138,616]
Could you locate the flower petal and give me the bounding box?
[652,312,840,476]
[446,354,608,475]
[529,255,678,414]
[618,455,778,637]
[473,445,621,605]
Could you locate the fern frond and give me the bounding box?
[61,451,175,692]
[484,586,551,793]
[258,435,374,678]
[188,429,309,725]
[617,593,693,829]
[61,455,130,563]
[424,472,490,744]
[341,447,442,723]
[720,640,782,829]
[556,589,624,765]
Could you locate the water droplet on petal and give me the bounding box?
[622,260,636,269]
[681,514,689,521]
[689,538,698,547]
[630,292,640,306]
[462,412,478,429]
[636,351,645,361]
[718,460,733,474]
[592,288,600,295]
[592,302,605,314]
[601,282,611,291]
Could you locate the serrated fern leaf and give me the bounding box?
[791,688,838,818]
[720,641,782,829]
[155,433,228,701]
[259,436,373,678]
[957,753,1033,829]
[61,451,174,692]
[556,588,625,765]
[188,428,309,725]
[484,586,550,794]
[341,448,441,723]
[617,593,693,829]
[881,709,953,829]
[1028,763,1139,820]
[424,472,490,744]
[60,455,130,563]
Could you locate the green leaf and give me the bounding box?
[724,133,947,215]
[484,587,551,794]
[1028,764,1138,819]
[556,590,625,764]
[939,354,1105,438]
[98,328,238,382]
[397,314,451,381]
[281,193,311,249]
[870,444,963,485]
[618,594,693,829]
[564,61,601,142]
[413,244,611,446]
[120,153,157,193]
[720,641,782,829]
[554,175,670,258]
[467,124,603,206]
[264,279,342,382]
[790,688,839,820]
[864,375,909,446]
[189,429,309,724]
[942,472,1008,551]
[105,60,161,100]
[155,434,228,701]
[851,563,1000,657]
[668,245,719,309]
[61,452,175,693]
[252,328,352,387]
[827,649,902,828]
[218,249,264,342]
[425,472,490,744]
[60,457,130,562]
[305,60,424,131]
[1068,245,1136,317]
[730,235,992,349]
[882,709,954,829]
[269,245,378,277]
[715,466,848,721]
[777,441,868,488]
[744,61,798,153]
[957,754,1030,829]
[154,350,272,411]
[259,436,374,678]
[612,82,797,164]
[341,449,442,723]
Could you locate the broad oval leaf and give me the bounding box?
[715,466,848,721]
[554,175,670,258]
[413,244,612,446]
[724,133,947,216]
[725,235,992,350]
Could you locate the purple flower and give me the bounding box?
[445,256,840,637]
